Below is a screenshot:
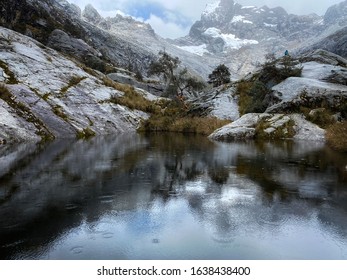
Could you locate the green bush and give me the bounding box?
[236,54,303,116]
[237,80,270,115]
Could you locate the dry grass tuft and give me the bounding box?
[326,121,347,152]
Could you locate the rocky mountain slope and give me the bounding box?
[175,0,347,77]
[0,0,217,79]
[0,26,153,142]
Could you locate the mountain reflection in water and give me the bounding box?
[0,133,346,259]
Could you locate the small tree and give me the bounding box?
[175,68,206,97]
[148,50,180,87]
[148,51,205,99]
[208,64,231,87]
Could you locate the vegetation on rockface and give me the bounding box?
[0,83,54,141]
[326,121,347,152]
[208,64,231,88]
[52,105,69,121]
[148,51,180,86]
[139,100,230,135]
[102,73,227,135]
[114,51,227,135]
[255,117,296,140]
[61,76,87,94]
[0,60,18,84]
[103,77,163,114]
[175,68,206,97]
[237,80,270,115]
[300,107,336,129]
[236,54,303,116]
[258,54,303,87]
[76,127,96,140]
[266,88,346,127]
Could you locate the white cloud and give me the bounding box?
[145,14,191,39]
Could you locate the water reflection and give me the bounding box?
[0,133,346,259]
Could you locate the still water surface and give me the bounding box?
[0,133,346,259]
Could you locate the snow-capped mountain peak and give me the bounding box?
[202,1,221,17]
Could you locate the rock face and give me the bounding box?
[324,0,347,25]
[187,85,239,120]
[300,27,347,59]
[0,27,151,143]
[47,29,101,60]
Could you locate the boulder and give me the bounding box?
[209,113,267,141]
[209,113,325,142]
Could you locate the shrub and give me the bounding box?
[140,116,229,135]
[237,80,270,115]
[107,81,161,114]
[258,55,302,87]
[306,108,336,128]
[326,121,347,152]
[139,99,230,136]
[208,64,231,87]
[236,54,303,115]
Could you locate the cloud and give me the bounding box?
[145,14,191,39]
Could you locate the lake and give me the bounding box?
[0,133,346,259]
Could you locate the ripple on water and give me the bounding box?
[99,195,115,204]
[257,212,289,227]
[211,236,234,244]
[70,246,83,255]
[65,204,79,210]
[102,232,114,239]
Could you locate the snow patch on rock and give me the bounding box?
[203,28,259,50]
[203,1,221,16]
[177,44,210,56]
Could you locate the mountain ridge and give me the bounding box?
[1,0,347,80]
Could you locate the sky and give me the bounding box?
[67,0,344,39]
